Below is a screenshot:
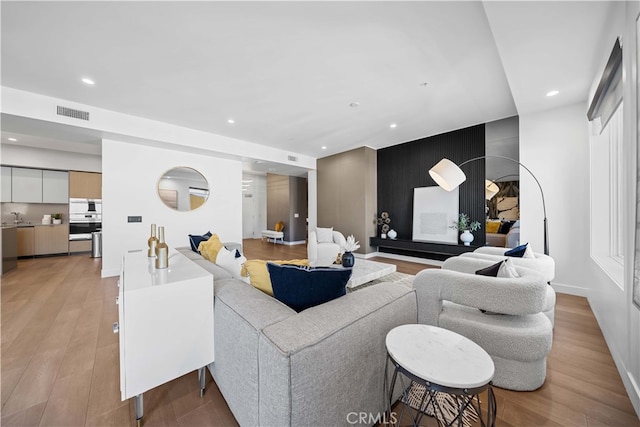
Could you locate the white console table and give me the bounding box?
[117,249,214,426]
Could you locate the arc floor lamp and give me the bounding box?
[429,155,549,255]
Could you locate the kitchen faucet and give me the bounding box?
[11,212,21,224]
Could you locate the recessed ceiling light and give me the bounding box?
[546,90,559,97]
[389,123,397,129]
[321,146,327,150]
[8,137,17,142]
[81,77,95,85]
[349,102,360,108]
[227,119,235,124]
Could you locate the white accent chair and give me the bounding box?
[307,228,346,267]
[460,246,556,324]
[413,256,553,391]
[461,245,555,283]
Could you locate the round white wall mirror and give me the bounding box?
[157,167,209,211]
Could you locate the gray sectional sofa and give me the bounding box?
[177,246,554,425]
[177,247,417,426]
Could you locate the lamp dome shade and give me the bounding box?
[429,158,466,191]
[485,180,500,200]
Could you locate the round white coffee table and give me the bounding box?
[385,324,496,426]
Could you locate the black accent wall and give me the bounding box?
[376,124,486,255]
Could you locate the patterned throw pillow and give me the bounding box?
[215,246,247,279]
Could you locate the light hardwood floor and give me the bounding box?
[1,239,638,426]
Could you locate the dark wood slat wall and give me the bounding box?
[376,124,486,256]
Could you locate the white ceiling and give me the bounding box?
[0,1,616,174]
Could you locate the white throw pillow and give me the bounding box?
[316,227,334,243]
[216,246,247,279]
[498,258,520,278]
[523,244,535,258]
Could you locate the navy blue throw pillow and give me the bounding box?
[505,242,528,258]
[475,260,503,277]
[267,263,352,312]
[498,221,515,234]
[188,231,212,253]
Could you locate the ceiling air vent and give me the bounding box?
[288,155,298,162]
[57,106,90,121]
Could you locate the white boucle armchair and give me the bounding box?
[307,228,346,267]
[413,256,553,391]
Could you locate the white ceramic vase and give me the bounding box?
[460,230,474,246]
[387,229,397,239]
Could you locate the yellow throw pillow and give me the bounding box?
[198,233,223,262]
[241,259,309,296]
[275,221,284,232]
[486,221,501,234]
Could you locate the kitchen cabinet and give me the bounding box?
[69,240,92,253]
[11,168,42,203]
[34,225,69,255]
[69,171,102,199]
[3,167,68,203]
[1,166,11,202]
[2,227,18,274]
[42,170,69,203]
[17,227,35,257]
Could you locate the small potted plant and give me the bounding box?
[341,235,360,267]
[451,213,481,246]
[52,213,62,225]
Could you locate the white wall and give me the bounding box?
[0,143,101,172]
[241,173,267,239]
[520,1,639,416]
[101,139,242,277]
[520,103,592,293]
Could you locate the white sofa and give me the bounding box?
[307,228,346,267]
[413,256,553,391]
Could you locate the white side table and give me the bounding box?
[385,324,496,427]
[117,249,214,426]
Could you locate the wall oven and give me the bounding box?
[69,198,102,241]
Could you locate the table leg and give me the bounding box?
[198,366,206,397]
[135,394,143,427]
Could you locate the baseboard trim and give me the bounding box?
[102,268,119,278]
[550,282,589,297]
[363,251,444,267]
